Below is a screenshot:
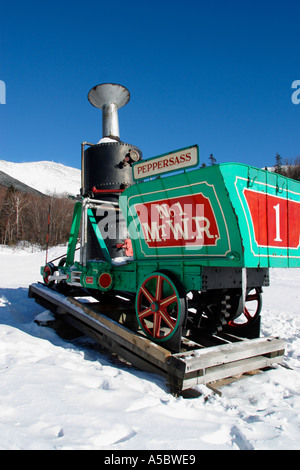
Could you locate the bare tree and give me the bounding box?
[0,185,75,247]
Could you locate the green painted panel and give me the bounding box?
[87,208,111,263]
[66,202,82,266]
[120,165,244,267]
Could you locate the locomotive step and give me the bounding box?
[28,283,286,394]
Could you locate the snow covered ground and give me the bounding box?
[0,244,300,450]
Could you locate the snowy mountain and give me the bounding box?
[0,160,81,196]
[0,170,46,197]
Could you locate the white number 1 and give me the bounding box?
[273,203,282,242]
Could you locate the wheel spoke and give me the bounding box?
[243,306,252,321]
[159,308,176,330]
[138,306,153,320]
[140,285,155,304]
[160,293,177,308]
[246,293,259,302]
[153,312,162,338]
[155,275,163,301]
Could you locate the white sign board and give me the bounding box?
[133,145,199,181]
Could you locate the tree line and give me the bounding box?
[272,154,300,181]
[202,153,300,181]
[0,185,75,247]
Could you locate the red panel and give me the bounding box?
[244,189,300,249]
[135,193,220,249]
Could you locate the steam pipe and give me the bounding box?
[102,103,120,140]
[87,83,130,141]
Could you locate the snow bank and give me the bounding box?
[0,244,300,450]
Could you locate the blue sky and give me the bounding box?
[0,0,299,170]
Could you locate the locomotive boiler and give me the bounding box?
[41,83,300,353]
[81,83,142,261]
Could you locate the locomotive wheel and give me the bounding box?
[227,288,262,329]
[136,272,187,346]
[42,262,56,287]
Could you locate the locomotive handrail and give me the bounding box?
[84,197,120,207]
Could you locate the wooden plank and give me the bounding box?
[29,283,286,394]
[172,337,286,373]
[68,297,171,365]
[30,283,170,364]
[29,284,178,377]
[61,310,172,378]
[180,354,284,390]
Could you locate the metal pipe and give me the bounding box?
[80,199,89,267]
[81,141,94,192]
[87,83,130,141]
[84,197,119,207]
[102,102,120,139]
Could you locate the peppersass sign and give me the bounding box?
[133,145,199,181]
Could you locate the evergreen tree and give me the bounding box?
[209,154,217,165]
[274,153,288,176]
[271,153,300,180]
[274,153,283,174]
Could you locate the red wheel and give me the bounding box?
[228,288,262,328]
[136,272,186,343]
[42,262,56,287]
